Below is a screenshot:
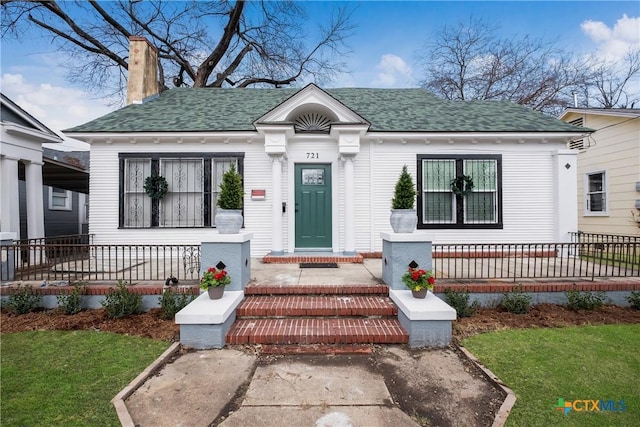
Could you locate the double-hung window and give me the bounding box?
[417,154,502,229]
[49,187,72,210]
[584,171,607,215]
[119,153,243,228]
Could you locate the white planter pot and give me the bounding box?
[215,209,243,234]
[390,209,417,233]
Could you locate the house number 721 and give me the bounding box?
[306,152,319,159]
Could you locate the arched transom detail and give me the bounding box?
[294,112,332,133]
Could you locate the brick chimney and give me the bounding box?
[126,36,160,105]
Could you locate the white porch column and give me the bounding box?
[0,157,20,237]
[342,155,356,255]
[270,154,284,255]
[260,126,290,255]
[335,125,366,255]
[553,149,578,243]
[25,161,45,240]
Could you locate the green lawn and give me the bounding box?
[1,331,170,426]
[463,324,640,427]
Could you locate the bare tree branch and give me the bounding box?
[417,17,590,115]
[586,48,640,108]
[1,0,354,102]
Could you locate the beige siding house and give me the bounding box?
[560,109,640,236]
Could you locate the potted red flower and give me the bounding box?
[402,267,435,299]
[200,267,231,299]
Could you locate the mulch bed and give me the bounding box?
[1,304,639,342]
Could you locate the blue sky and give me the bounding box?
[1,1,638,149]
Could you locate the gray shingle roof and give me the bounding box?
[65,87,585,133]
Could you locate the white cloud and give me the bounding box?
[1,72,114,134]
[581,14,640,61]
[1,73,116,151]
[372,54,413,87]
[581,20,611,43]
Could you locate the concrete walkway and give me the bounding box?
[250,258,384,287]
[122,344,510,427]
[124,348,422,427]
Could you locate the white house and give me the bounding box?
[64,38,589,258]
[1,93,62,241]
[560,108,640,236]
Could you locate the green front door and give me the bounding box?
[295,164,332,249]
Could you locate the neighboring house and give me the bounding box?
[1,93,89,242]
[39,148,89,237]
[63,37,589,258]
[1,93,62,241]
[560,108,640,236]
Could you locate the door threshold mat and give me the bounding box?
[299,262,339,268]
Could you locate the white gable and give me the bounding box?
[255,84,368,125]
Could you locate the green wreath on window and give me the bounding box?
[450,175,474,197]
[144,175,168,200]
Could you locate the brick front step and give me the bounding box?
[237,295,398,317]
[245,284,389,296]
[226,318,408,345]
[262,255,364,264]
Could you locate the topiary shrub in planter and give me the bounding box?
[390,164,417,233]
[215,164,244,234]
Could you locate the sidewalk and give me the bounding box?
[121,345,508,427]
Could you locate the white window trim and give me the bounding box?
[48,187,72,211]
[583,170,608,216]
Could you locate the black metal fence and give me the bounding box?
[432,241,639,280]
[570,232,640,244]
[1,235,638,283]
[1,236,201,283]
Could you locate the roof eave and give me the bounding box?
[3,122,63,143]
[560,108,640,120]
[63,130,261,144]
[363,130,590,143]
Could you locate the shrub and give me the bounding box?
[565,285,605,311]
[4,284,41,314]
[391,164,416,209]
[500,286,532,314]
[101,280,142,319]
[444,287,479,318]
[56,283,87,315]
[627,291,640,310]
[159,287,195,320]
[217,164,243,209]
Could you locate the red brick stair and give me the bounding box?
[237,295,398,317]
[226,284,408,346]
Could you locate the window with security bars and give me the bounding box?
[417,155,502,229]
[119,153,243,228]
[160,158,204,227]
